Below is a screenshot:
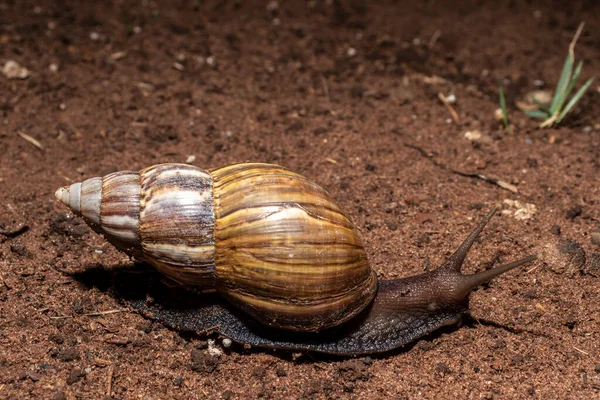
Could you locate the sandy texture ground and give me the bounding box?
[1,1,599,399]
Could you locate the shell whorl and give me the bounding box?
[56,165,216,287]
[211,164,377,331]
[138,164,215,287]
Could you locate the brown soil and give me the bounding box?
[1,1,599,399]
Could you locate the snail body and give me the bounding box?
[56,163,535,355]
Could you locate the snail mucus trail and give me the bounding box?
[55,163,536,355]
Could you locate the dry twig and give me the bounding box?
[83,309,126,317]
[106,364,114,396]
[405,144,519,193]
[17,131,44,151]
[437,92,460,123]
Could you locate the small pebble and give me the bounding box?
[540,239,586,277]
[2,60,29,79]
[550,225,561,236]
[591,232,600,246]
[53,392,67,400]
[26,371,42,382]
[588,253,600,277]
[565,205,583,220]
[196,340,208,350]
[185,155,196,164]
[66,368,86,385]
[191,349,220,373]
[494,108,504,121]
[207,339,222,357]
[463,130,492,144]
[59,347,80,362]
[222,338,232,348]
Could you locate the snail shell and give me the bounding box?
[56,163,377,332]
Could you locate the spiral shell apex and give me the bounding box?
[55,163,378,332]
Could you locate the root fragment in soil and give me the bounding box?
[405,144,519,193]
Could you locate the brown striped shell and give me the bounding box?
[55,163,377,332]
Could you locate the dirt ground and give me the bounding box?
[1,0,599,399]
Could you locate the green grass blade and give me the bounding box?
[499,85,509,129]
[549,53,574,114]
[556,77,594,123]
[524,109,549,119]
[563,60,584,101]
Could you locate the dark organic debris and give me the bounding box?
[0,224,29,238]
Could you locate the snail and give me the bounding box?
[55,163,535,355]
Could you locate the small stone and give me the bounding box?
[384,202,398,213]
[435,362,451,374]
[551,225,561,236]
[464,130,493,144]
[185,155,196,164]
[476,159,487,169]
[59,347,80,362]
[502,199,536,220]
[191,350,219,373]
[590,232,600,246]
[588,253,600,277]
[385,220,398,231]
[66,368,86,385]
[540,239,586,277]
[10,242,29,257]
[26,371,42,382]
[196,340,208,350]
[109,51,127,61]
[50,334,65,344]
[494,108,504,121]
[2,60,29,79]
[362,356,372,365]
[207,339,222,357]
[565,205,583,220]
[347,47,357,57]
[53,392,67,400]
[275,366,287,377]
[222,338,232,348]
